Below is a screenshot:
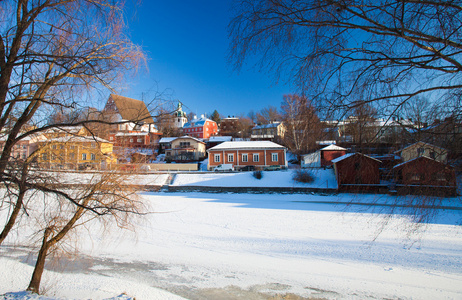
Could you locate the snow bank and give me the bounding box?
[173,168,337,188]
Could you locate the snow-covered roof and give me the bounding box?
[331,153,381,164]
[320,144,346,151]
[208,141,285,151]
[208,136,232,142]
[172,135,205,144]
[183,116,214,128]
[252,122,282,130]
[393,155,451,169]
[159,137,177,143]
[115,132,148,137]
[41,136,111,143]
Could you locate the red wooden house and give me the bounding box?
[207,141,287,171]
[393,156,456,196]
[332,153,381,191]
[183,115,218,139]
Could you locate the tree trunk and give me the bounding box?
[27,227,53,294]
[0,164,29,245]
[0,188,25,245]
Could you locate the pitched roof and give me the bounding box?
[331,153,381,164]
[171,135,205,144]
[159,137,177,143]
[393,155,453,169]
[109,94,154,124]
[397,141,447,153]
[252,122,282,130]
[208,141,285,151]
[320,144,346,151]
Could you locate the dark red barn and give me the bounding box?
[320,144,347,167]
[393,156,456,196]
[332,153,381,191]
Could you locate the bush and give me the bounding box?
[253,170,263,180]
[293,169,315,183]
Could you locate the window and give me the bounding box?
[109,136,113,140]
[271,153,278,162]
[242,153,248,162]
[214,154,220,163]
[130,139,133,143]
[22,153,26,159]
[70,145,75,149]
[228,153,234,162]
[82,153,87,160]
[42,153,47,160]
[137,138,142,143]
[70,153,75,160]
[253,153,259,162]
[60,145,64,149]
[52,145,57,149]
[91,153,96,160]
[417,147,425,156]
[91,142,96,148]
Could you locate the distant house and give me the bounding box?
[219,117,239,136]
[158,137,177,154]
[301,144,347,168]
[332,153,381,190]
[0,134,47,160]
[182,115,218,139]
[108,131,162,149]
[43,125,90,138]
[251,122,285,140]
[165,136,206,162]
[397,141,447,163]
[36,136,116,170]
[207,135,233,149]
[103,94,156,133]
[393,156,456,196]
[207,141,287,171]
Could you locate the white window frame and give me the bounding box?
[271,153,278,162]
[214,153,220,163]
[242,153,248,162]
[82,153,87,160]
[91,153,96,161]
[228,153,234,162]
[253,153,259,162]
[137,138,142,143]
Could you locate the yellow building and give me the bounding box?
[36,136,116,170]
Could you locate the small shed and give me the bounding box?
[393,156,456,196]
[332,153,381,191]
[301,144,347,168]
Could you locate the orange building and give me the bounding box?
[182,115,218,139]
[207,141,287,171]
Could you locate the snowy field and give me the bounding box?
[172,168,337,188]
[1,190,462,299]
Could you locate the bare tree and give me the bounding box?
[280,94,321,157]
[0,0,146,293]
[229,0,462,121]
[256,105,281,124]
[26,172,142,293]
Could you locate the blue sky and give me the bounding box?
[119,0,292,118]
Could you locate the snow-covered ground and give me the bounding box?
[2,188,462,299]
[173,168,337,188]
